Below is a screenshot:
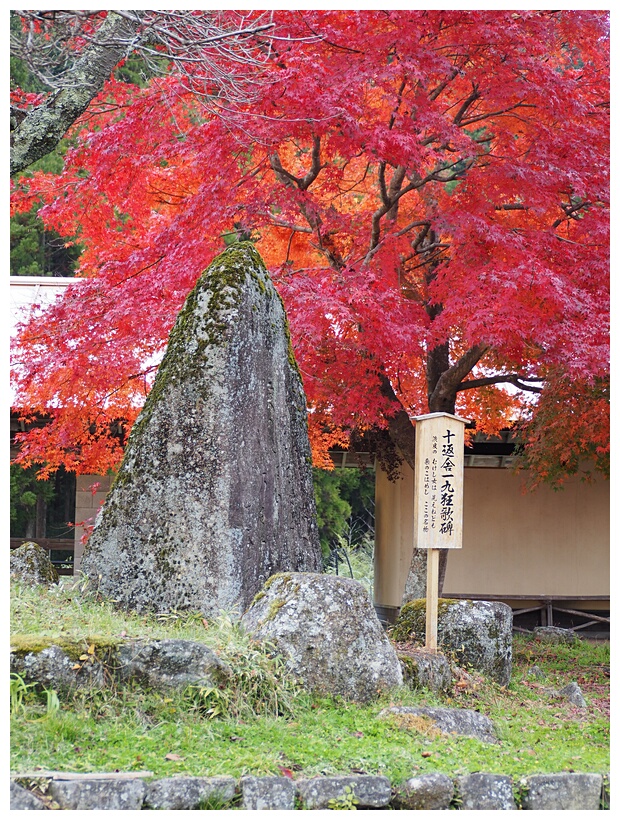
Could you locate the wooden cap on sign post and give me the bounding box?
[413,412,469,652]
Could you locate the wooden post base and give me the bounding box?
[425,548,440,652]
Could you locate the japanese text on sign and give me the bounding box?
[414,413,467,550]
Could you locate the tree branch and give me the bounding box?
[11,11,141,176]
[269,135,323,191]
[459,101,536,127]
[429,344,490,410]
[457,374,544,393]
[378,372,416,470]
[453,83,481,125]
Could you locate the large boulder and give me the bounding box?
[81,243,321,616]
[241,573,403,702]
[10,541,58,586]
[391,598,513,685]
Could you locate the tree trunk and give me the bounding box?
[10,12,140,176]
[379,343,490,605]
[426,343,489,596]
[35,494,47,540]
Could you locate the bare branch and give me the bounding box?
[271,219,313,234]
[269,136,323,191]
[428,66,459,101]
[495,203,529,211]
[551,200,590,229]
[299,135,323,190]
[457,374,544,393]
[11,11,139,176]
[459,101,536,127]
[10,10,292,174]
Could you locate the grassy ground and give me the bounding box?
[10,579,609,784]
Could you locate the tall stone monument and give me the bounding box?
[81,243,322,616]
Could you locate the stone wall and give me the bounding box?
[10,771,609,810]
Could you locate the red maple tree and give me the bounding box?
[11,10,609,485]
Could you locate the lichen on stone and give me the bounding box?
[241,573,403,702]
[81,243,321,617]
[392,598,513,685]
[10,542,59,587]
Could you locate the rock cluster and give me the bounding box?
[11,639,229,693]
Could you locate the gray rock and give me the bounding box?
[296,775,391,809]
[520,773,603,810]
[379,705,498,743]
[392,598,513,685]
[48,778,146,810]
[11,638,229,693]
[402,548,428,600]
[558,681,587,708]
[399,649,452,693]
[526,664,545,679]
[533,626,576,644]
[241,573,403,702]
[392,772,454,810]
[144,776,236,809]
[10,541,58,586]
[10,781,48,810]
[241,776,296,810]
[81,243,321,617]
[11,644,107,691]
[456,772,516,810]
[116,639,230,689]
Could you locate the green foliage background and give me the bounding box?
[313,467,374,559]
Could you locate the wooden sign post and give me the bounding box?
[413,412,468,652]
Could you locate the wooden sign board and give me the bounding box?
[413,412,468,551]
[413,412,468,652]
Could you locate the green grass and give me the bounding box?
[325,544,374,596]
[10,580,609,782]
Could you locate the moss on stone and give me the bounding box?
[267,598,286,621]
[398,654,418,677]
[10,634,119,661]
[263,572,293,591]
[391,598,459,642]
[81,239,322,615]
[120,243,268,458]
[393,598,513,685]
[250,589,267,606]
